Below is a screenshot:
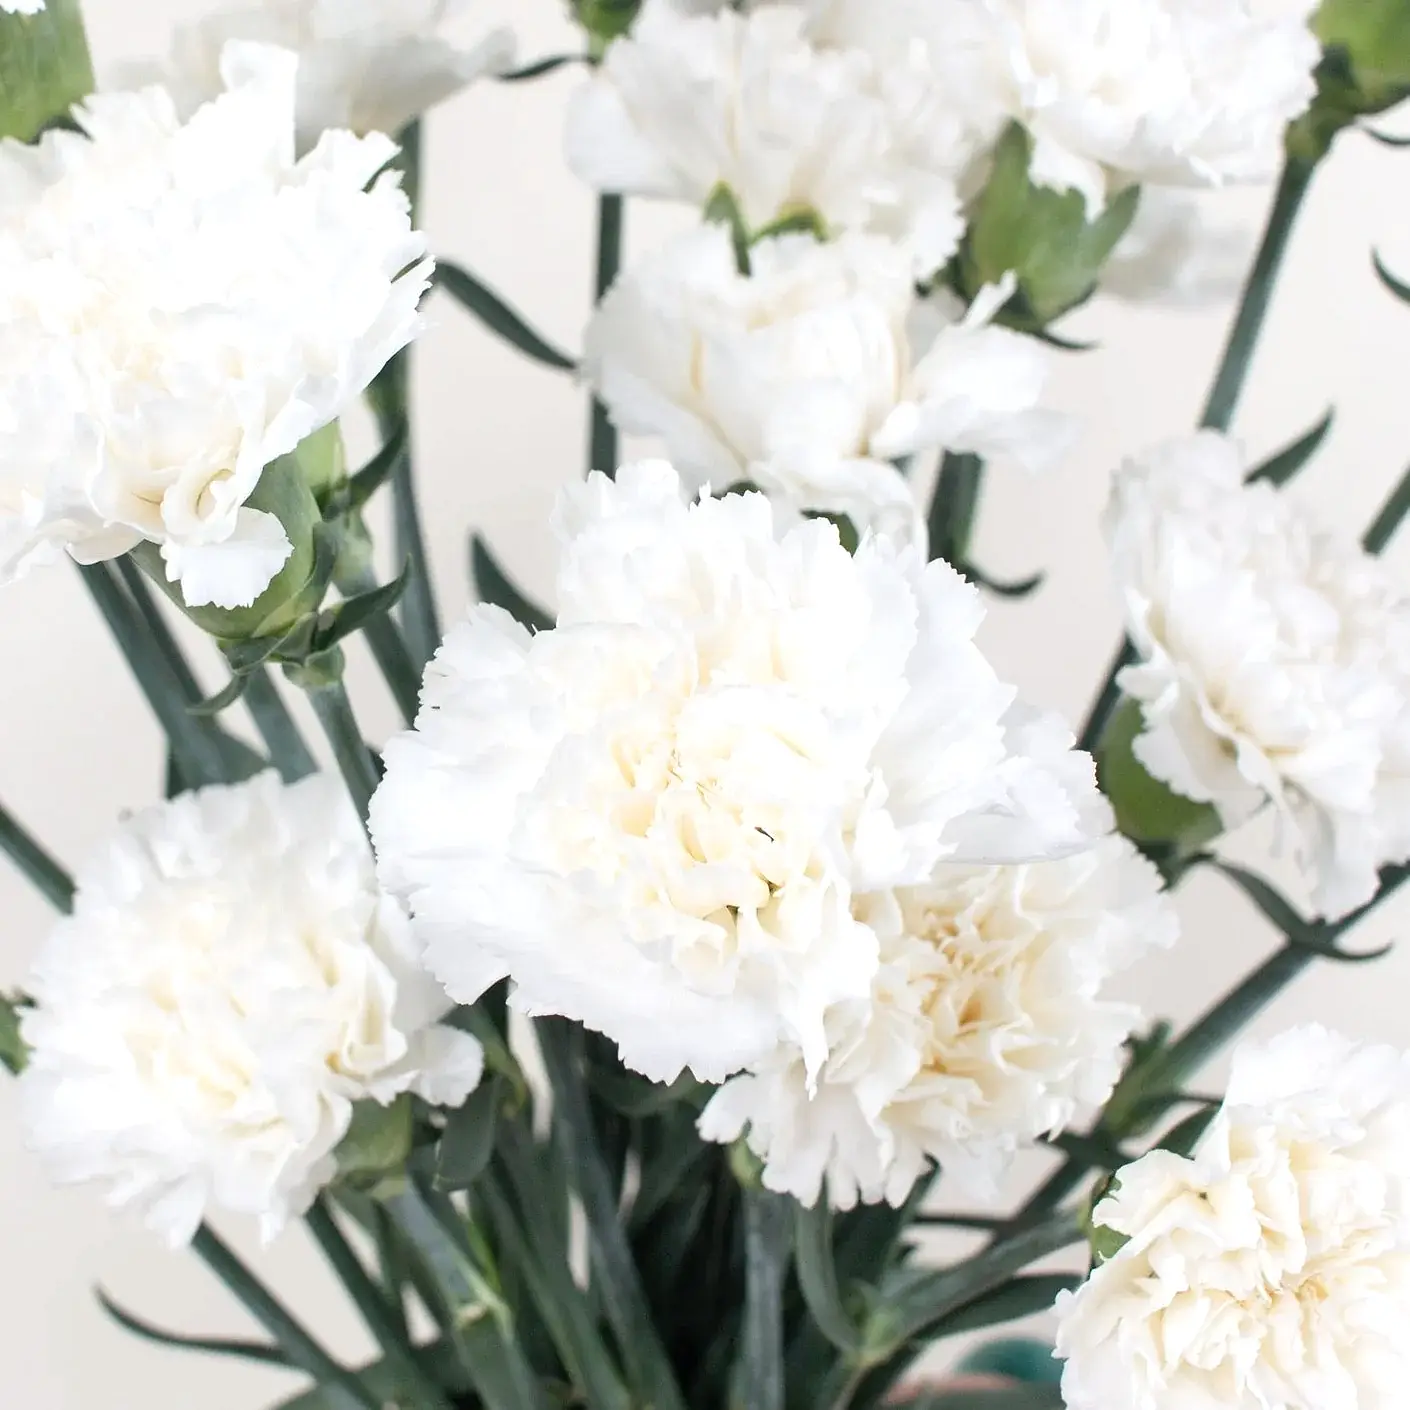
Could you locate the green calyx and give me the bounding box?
[954,123,1140,332]
[0,0,94,143]
[1312,0,1410,116]
[574,0,641,51]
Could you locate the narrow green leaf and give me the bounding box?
[271,1342,472,1409]
[470,535,555,632]
[964,564,1046,599]
[906,1383,1065,1410]
[242,667,318,784]
[347,423,408,514]
[316,566,411,652]
[732,1188,791,1410]
[434,261,577,371]
[499,54,584,81]
[1247,407,1335,486]
[189,672,249,719]
[928,451,985,570]
[1364,125,1410,147]
[1029,326,1097,352]
[0,992,31,1074]
[435,1078,503,1191]
[589,1066,702,1118]
[1155,1104,1220,1159]
[794,1203,863,1354]
[704,182,753,275]
[929,1275,1081,1340]
[0,800,73,913]
[1363,460,1410,554]
[1373,248,1410,303]
[97,1289,290,1368]
[957,1337,1064,1385]
[589,194,624,479]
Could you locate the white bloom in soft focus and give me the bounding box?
[371,462,1108,1086]
[1057,1026,1410,1410]
[566,0,974,278]
[1107,432,1410,920]
[123,0,514,147]
[1102,189,1254,307]
[701,836,1174,1207]
[584,225,1072,542]
[0,43,430,610]
[913,0,1319,216]
[1,0,45,14]
[19,772,483,1247]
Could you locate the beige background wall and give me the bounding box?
[3,2,1410,1405]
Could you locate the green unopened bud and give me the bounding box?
[336,1095,415,1194]
[957,123,1139,331]
[1311,0,1410,115]
[1097,698,1222,855]
[574,0,640,52]
[0,0,94,143]
[295,419,348,507]
[133,442,330,645]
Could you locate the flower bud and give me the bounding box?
[134,442,331,645]
[574,0,640,52]
[1096,698,1222,857]
[1311,0,1410,115]
[296,419,348,507]
[335,1095,415,1194]
[957,123,1139,331]
[0,0,94,142]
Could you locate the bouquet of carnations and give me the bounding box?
[4,1,1410,1408]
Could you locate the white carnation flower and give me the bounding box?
[913,0,1319,216]
[0,43,431,610]
[19,771,483,1248]
[700,836,1174,1207]
[583,225,1072,544]
[123,0,514,148]
[1107,432,1410,920]
[1101,189,1253,307]
[370,462,1108,1086]
[566,0,972,278]
[1057,1026,1410,1410]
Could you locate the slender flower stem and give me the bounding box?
[1364,459,1410,554]
[344,566,423,725]
[190,1224,378,1410]
[297,664,380,827]
[79,562,231,788]
[926,451,984,569]
[735,1188,790,1410]
[1076,154,1319,757]
[305,1199,452,1410]
[0,799,74,912]
[114,556,203,704]
[587,194,624,478]
[242,668,317,783]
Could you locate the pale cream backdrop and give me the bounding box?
[3,2,1410,1405]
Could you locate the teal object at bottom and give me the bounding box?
[957,1338,1062,1385]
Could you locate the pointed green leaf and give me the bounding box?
[1373,249,1410,303]
[315,566,411,653]
[434,261,576,371]
[704,182,752,274]
[1364,124,1410,146]
[929,1275,1081,1340]
[0,992,30,1075]
[499,54,584,82]
[965,564,1047,599]
[470,535,554,632]
[957,1338,1063,1386]
[97,1289,290,1368]
[1247,407,1335,486]
[435,1078,503,1191]
[1156,1104,1220,1159]
[732,1188,791,1410]
[347,423,408,514]
[188,672,250,719]
[793,1203,863,1354]
[1364,460,1410,554]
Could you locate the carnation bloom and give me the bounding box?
[583,225,1071,543]
[1101,189,1252,307]
[19,772,483,1247]
[915,0,1319,215]
[566,0,972,278]
[1056,1026,1410,1410]
[700,836,1175,1207]
[0,43,430,610]
[371,462,1108,1086]
[1107,432,1410,919]
[124,0,514,148]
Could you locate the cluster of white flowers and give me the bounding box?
[370,462,1155,1205]
[0,42,430,610]
[584,223,1072,542]
[19,772,484,1247]
[123,0,514,150]
[1107,431,1410,919]
[1057,1026,1410,1410]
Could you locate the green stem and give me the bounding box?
[537,1020,688,1410]
[588,194,624,478]
[1078,640,1137,755]
[1200,156,1317,433]
[114,556,203,703]
[1364,460,1410,554]
[346,567,423,725]
[0,799,74,912]
[734,1188,790,1410]
[242,668,317,783]
[79,562,231,788]
[299,668,380,826]
[305,1200,451,1410]
[372,1201,412,1346]
[190,1224,378,1410]
[926,451,984,569]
